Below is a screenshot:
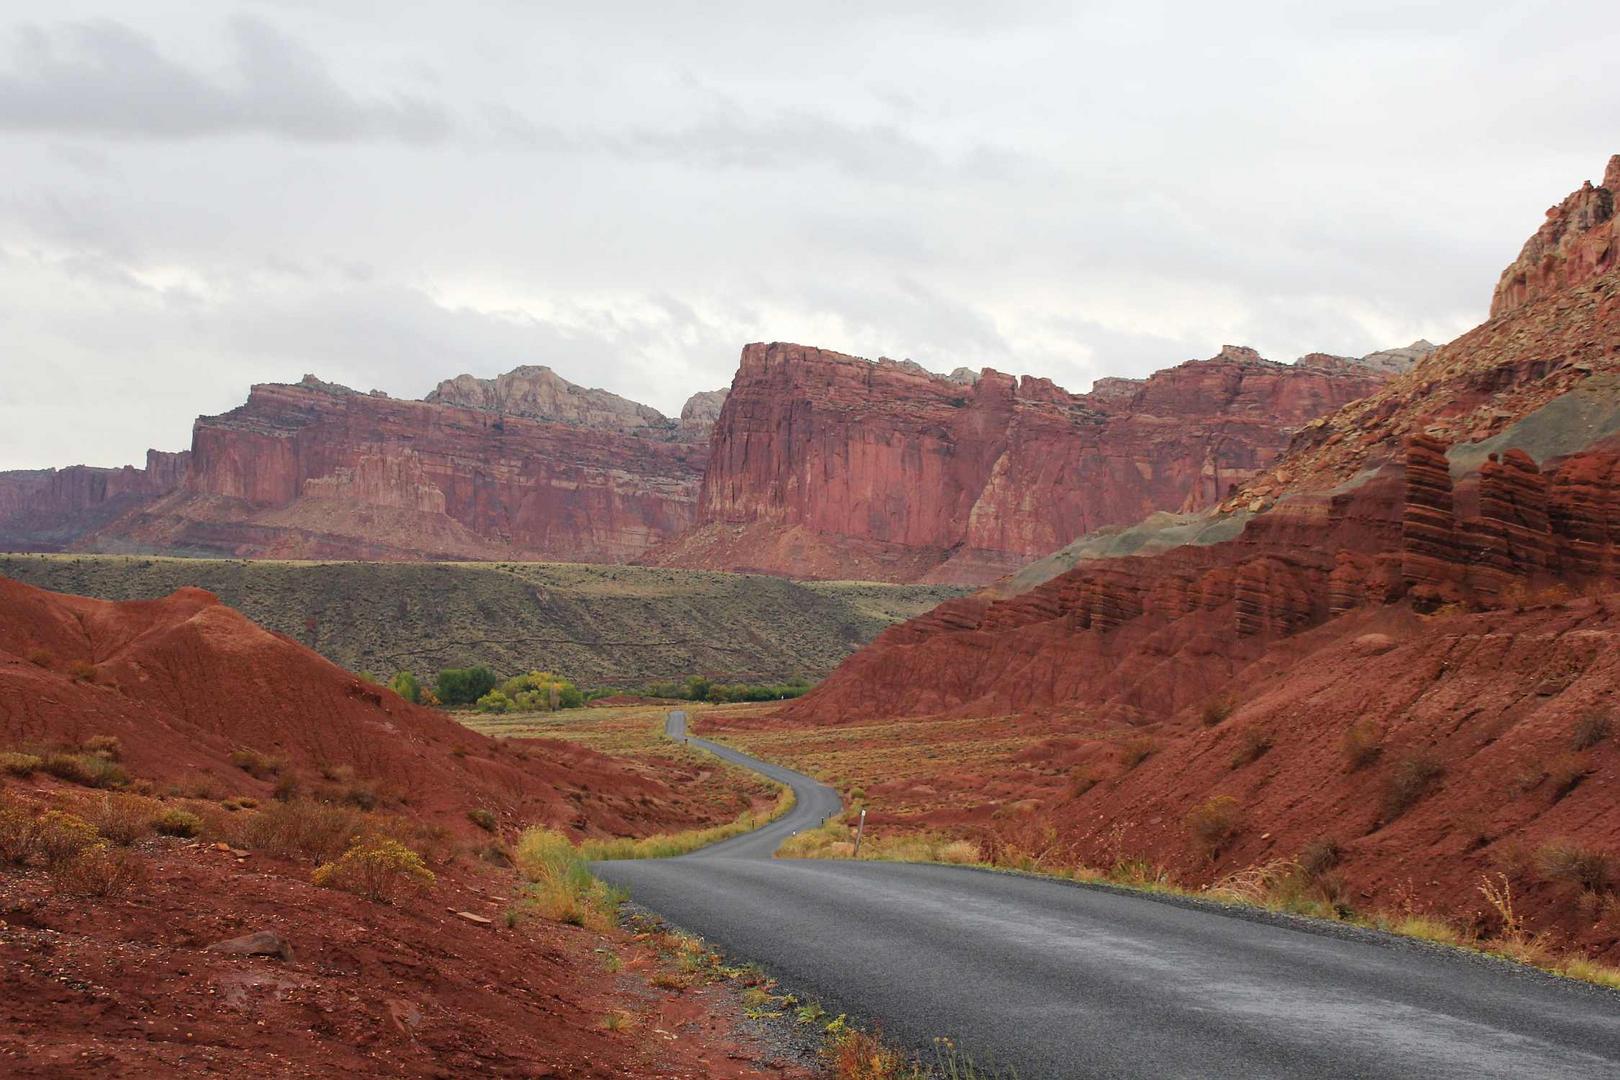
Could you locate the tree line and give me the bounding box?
[360,666,813,713]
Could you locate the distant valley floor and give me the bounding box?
[0,554,964,687]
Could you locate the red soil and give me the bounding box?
[0,788,813,1078]
[0,577,735,841]
[0,577,814,1077]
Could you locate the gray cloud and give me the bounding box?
[0,1,1617,470]
[0,17,450,141]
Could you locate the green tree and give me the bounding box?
[435,666,498,706]
[389,670,422,704]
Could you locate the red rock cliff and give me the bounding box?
[1491,154,1620,317]
[0,449,190,551]
[98,377,707,562]
[651,342,1386,584]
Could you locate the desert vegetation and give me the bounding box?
[0,553,962,687]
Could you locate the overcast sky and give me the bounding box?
[2,1,1617,469]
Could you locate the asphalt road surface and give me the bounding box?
[593,712,1620,1079]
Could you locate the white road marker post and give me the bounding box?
[852,808,866,859]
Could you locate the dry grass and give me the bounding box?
[1342,719,1383,771]
[1536,840,1613,894]
[1379,752,1444,822]
[84,793,159,845]
[1186,795,1242,858]
[512,828,624,932]
[777,819,980,865]
[51,841,148,898]
[1200,695,1236,727]
[1544,753,1591,803]
[1228,728,1273,769]
[1118,736,1159,769]
[229,799,366,862]
[1572,712,1612,751]
[825,1028,914,1080]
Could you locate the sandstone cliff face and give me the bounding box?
[424,366,678,435]
[651,342,1386,584]
[678,389,730,436]
[102,379,706,561]
[1492,155,1620,317]
[0,450,190,551]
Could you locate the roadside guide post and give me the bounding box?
[852,808,866,858]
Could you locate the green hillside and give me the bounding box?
[0,554,964,687]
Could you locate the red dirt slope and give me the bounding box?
[1,576,812,1077]
[0,576,728,839]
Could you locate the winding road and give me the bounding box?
[592,712,1620,1079]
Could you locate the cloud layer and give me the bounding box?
[1,2,1617,469]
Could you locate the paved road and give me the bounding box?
[594,713,1620,1079]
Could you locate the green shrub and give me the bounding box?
[41,752,127,789]
[477,671,585,713]
[389,670,422,704]
[312,837,435,903]
[468,808,498,833]
[0,751,42,777]
[228,748,286,779]
[435,666,498,706]
[153,807,203,838]
[52,841,147,898]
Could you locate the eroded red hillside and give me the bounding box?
[0,576,810,1077]
[0,576,743,838]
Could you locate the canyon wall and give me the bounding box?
[0,450,191,552]
[2,348,1387,574]
[101,377,709,561]
[650,342,1388,584]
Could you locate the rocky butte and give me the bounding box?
[649,342,1397,584]
[0,371,724,562]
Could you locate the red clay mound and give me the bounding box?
[0,576,719,839]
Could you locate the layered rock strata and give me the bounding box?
[652,342,1386,584]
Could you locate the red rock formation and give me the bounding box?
[101,378,707,562]
[651,341,1385,584]
[0,450,190,551]
[779,155,1620,727]
[425,365,676,434]
[1399,434,1460,601]
[1492,155,1620,317]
